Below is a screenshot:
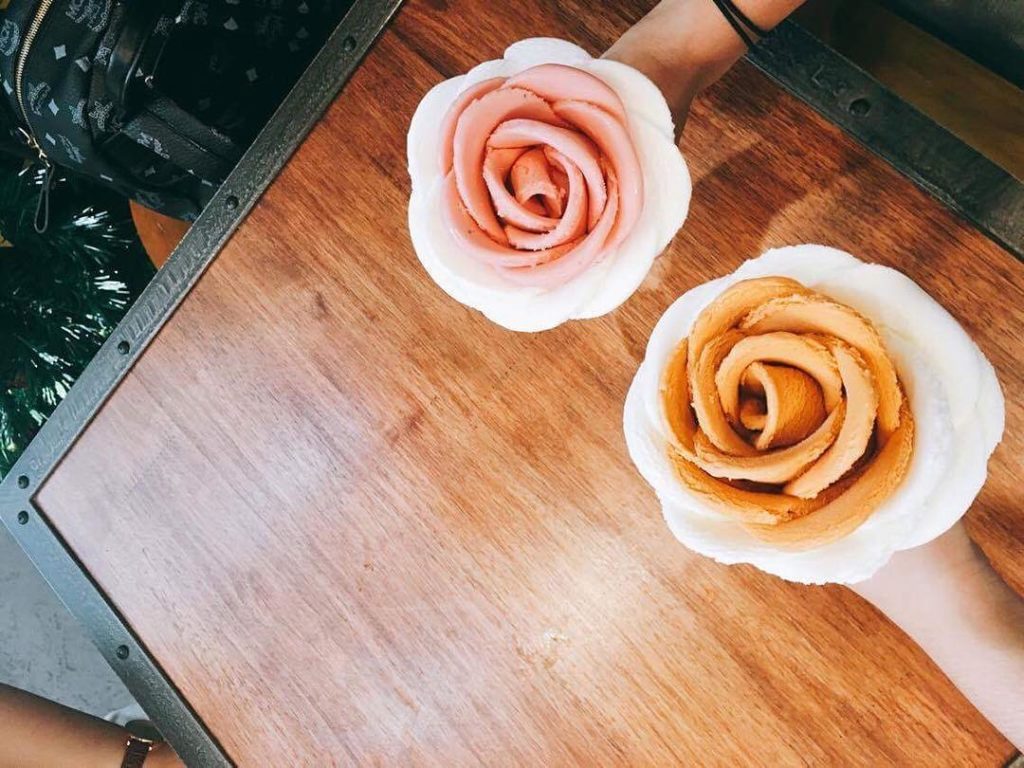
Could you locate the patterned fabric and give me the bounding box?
[0,0,348,219]
[165,0,343,145]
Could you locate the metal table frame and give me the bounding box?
[0,6,1020,765]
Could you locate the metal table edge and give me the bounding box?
[0,1,404,765]
[0,9,1021,767]
[748,21,1024,261]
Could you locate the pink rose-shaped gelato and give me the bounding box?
[409,39,690,332]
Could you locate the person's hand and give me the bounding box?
[852,521,1024,750]
[603,0,805,135]
[603,0,745,133]
[606,0,1023,754]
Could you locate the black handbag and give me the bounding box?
[0,0,346,228]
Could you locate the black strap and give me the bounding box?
[105,1,167,112]
[100,0,241,184]
[33,162,54,234]
[121,95,240,181]
[710,0,769,48]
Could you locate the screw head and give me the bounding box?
[225,195,239,210]
[17,510,28,525]
[117,340,130,355]
[343,36,357,52]
[849,98,871,116]
[16,475,29,489]
[116,645,130,660]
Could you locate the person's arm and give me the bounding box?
[604,0,806,130]
[607,1,1024,753]
[0,684,184,768]
[852,522,1024,751]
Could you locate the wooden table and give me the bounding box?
[29,0,1024,764]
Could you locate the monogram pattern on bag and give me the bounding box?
[254,15,285,44]
[57,134,85,163]
[0,20,20,56]
[66,0,112,32]
[134,131,170,160]
[93,43,112,66]
[27,82,51,115]
[87,99,114,131]
[70,98,87,127]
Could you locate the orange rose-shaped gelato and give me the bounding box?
[625,246,1004,584]
[660,275,915,548]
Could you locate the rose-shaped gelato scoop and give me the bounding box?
[625,245,1005,584]
[408,39,690,331]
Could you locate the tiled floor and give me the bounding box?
[0,527,135,718]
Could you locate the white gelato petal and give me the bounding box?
[733,243,861,285]
[977,356,1006,453]
[459,58,516,90]
[408,75,465,193]
[585,59,675,139]
[903,422,985,549]
[503,38,592,68]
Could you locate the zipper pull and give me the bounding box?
[15,126,55,233]
[33,159,54,234]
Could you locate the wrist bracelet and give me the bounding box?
[709,0,769,48]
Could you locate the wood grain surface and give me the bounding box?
[130,201,190,269]
[36,1,1022,764]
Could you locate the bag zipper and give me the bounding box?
[14,0,56,232]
